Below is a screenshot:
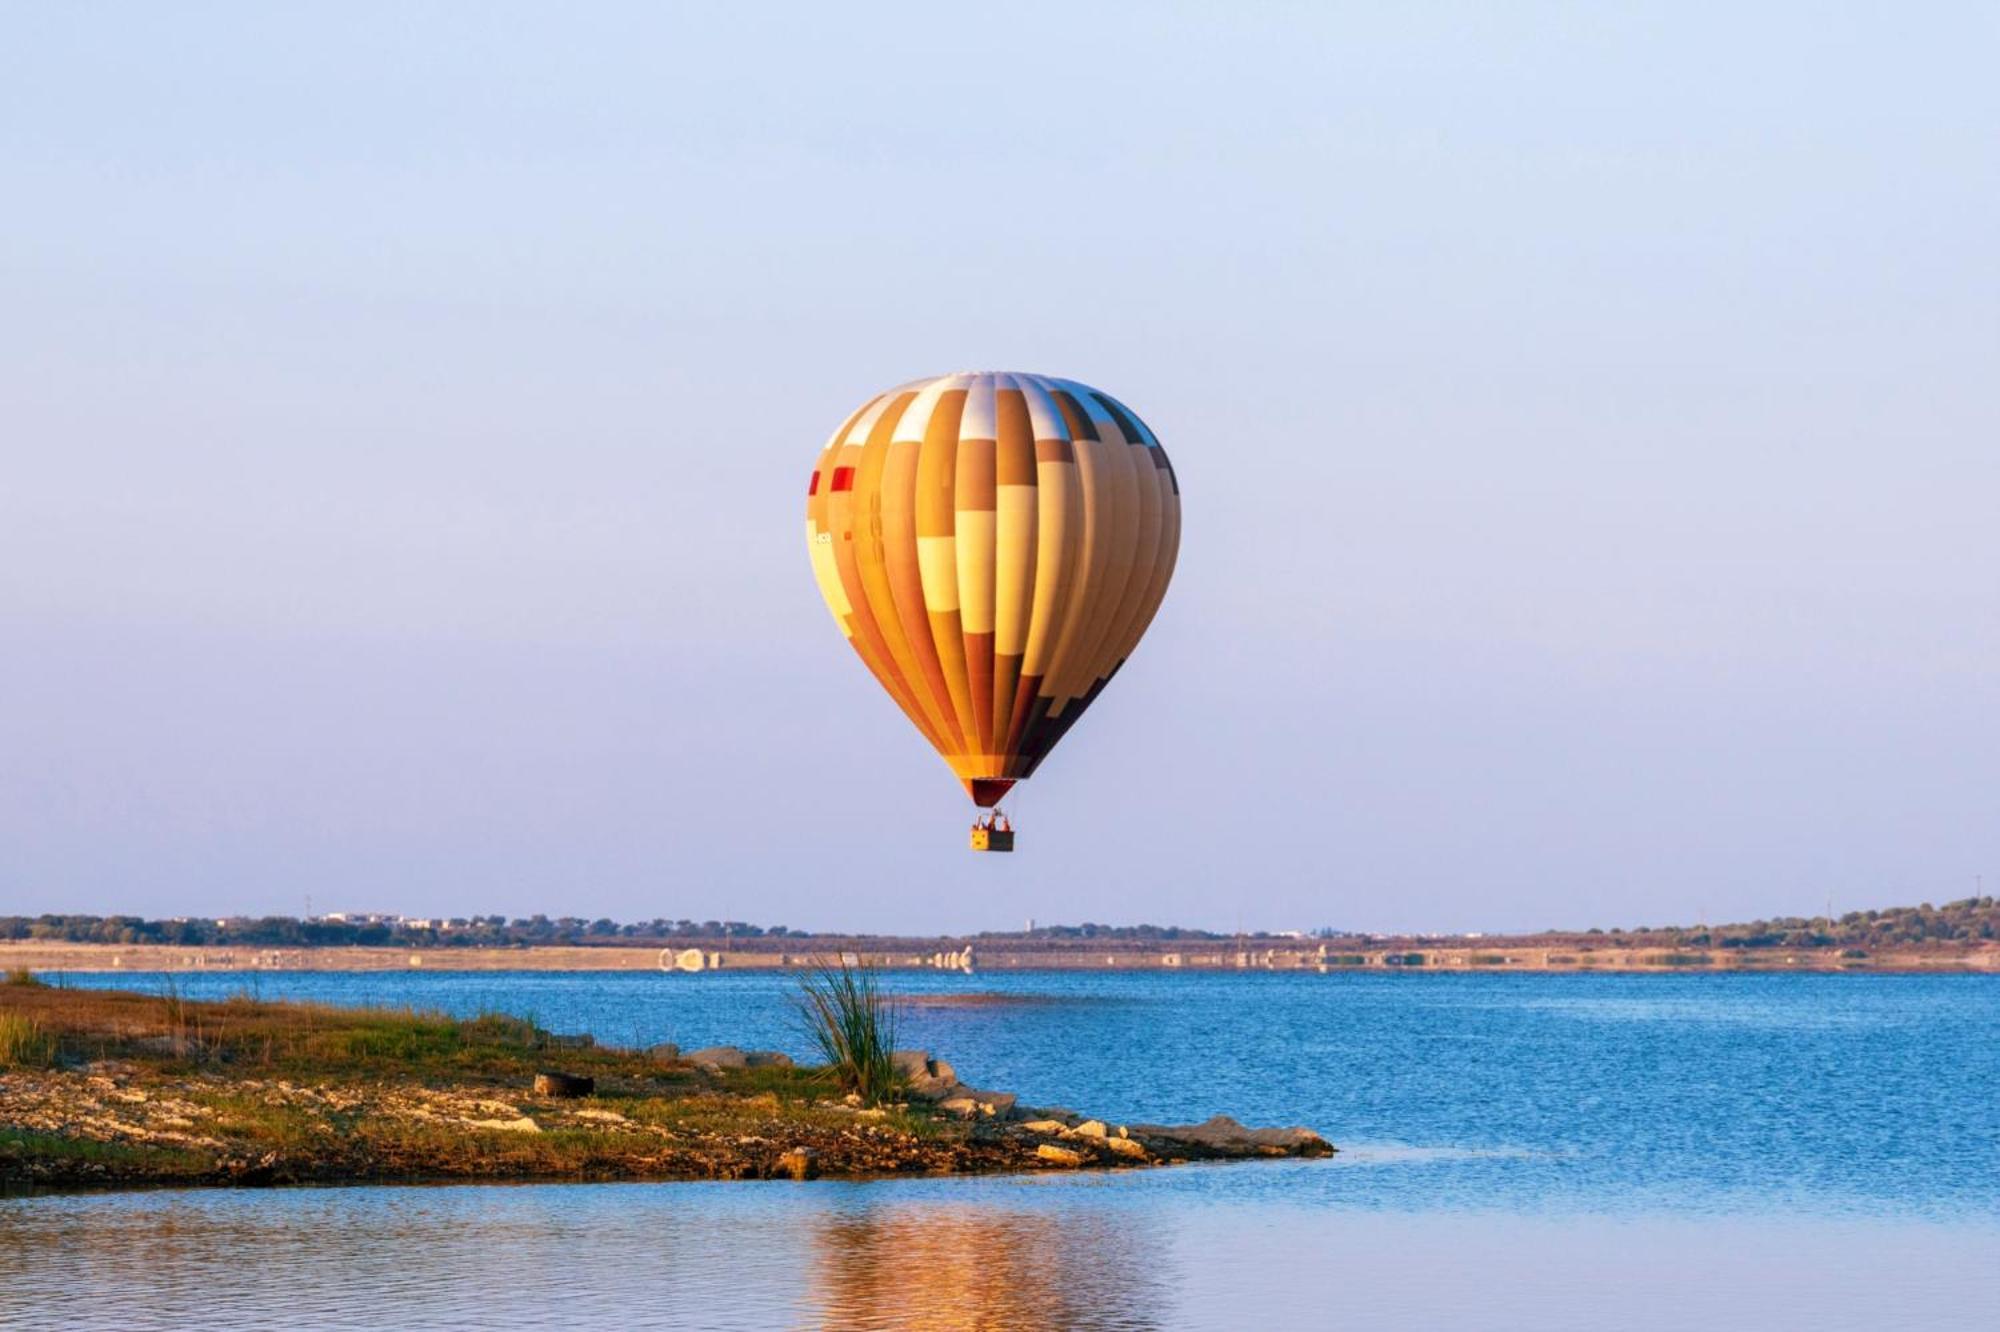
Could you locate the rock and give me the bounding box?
[1036,1144,1085,1167]
[1129,1115,1334,1157]
[471,1116,542,1133]
[532,1071,595,1098]
[890,1050,960,1100]
[938,1087,1016,1118]
[776,1147,819,1181]
[1072,1119,1108,1138]
[546,1033,595,1050]
[744,1051,794,1069]
[1104,1136,1148,1161]
[1020,1119,1068,1135]
[648,1043,680,1063]
[685,1046,748,1071]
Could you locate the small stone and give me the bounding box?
[685,1046,748,1071]
[648,1043,680,1062]
[1104,1136,1147,1161]
[1072,1119,1108,1138]
[776,1147,819,1181]
[1021,1119,1068,1134]
[1036,1144,1085,1167]
[744,1052,794,1068]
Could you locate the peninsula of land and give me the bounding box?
[0,981,1330,1192]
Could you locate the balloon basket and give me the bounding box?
[969,810,1015,853]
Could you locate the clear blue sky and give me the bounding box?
[4,3,1994,934]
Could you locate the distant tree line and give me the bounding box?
[978,922,1229,942]
[5,897,1994,951]
[0,914,798,949]
[1569,897,1999,952]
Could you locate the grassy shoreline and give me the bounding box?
[1,979,1331,1192]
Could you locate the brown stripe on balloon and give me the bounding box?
[954,437,996,511]
[954,434,996,753]
[880,425,960,748]
[915,390,965,538]
[824,394,932,741]
[826,516,934,752]
[990,386,1038,744]
[1002,670,1041,762]
[849,392,957,744]
[995,390,1037,480]
[913,390,974,753]
[989,651,1025,757]
[926,605,976,760]
[963,630,995,756]
[1033,437,1073,464]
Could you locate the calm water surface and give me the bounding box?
[5,971,1996,1328]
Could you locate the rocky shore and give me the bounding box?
[0,983,1331,1191]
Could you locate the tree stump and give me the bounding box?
[533,1070,595,1098]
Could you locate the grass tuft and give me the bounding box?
[0,1011,57,1067]
[792,958,901,1106]
[3,966,45,988]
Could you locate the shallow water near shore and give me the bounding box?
[8,971,1998,1328]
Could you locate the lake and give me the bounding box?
[4,970,1997,1328]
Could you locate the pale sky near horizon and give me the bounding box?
[4,3,1995,935]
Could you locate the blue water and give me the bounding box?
[9,970,1999,1329]
[44,968,2000,1220]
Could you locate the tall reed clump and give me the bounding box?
[0,1012,57,1067]
[792,958,901,1107]
[4,966,46,988]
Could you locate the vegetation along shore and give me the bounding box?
[0,974,1331,1192]
[6,898,1995,975]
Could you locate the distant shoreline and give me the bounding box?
[7,939,1995,975]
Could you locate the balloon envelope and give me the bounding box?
[805,372,1180,806]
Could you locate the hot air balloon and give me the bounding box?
[804,372,1180,850]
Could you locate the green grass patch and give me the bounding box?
[0,1012,57,1067]
[793,958,902,1107]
